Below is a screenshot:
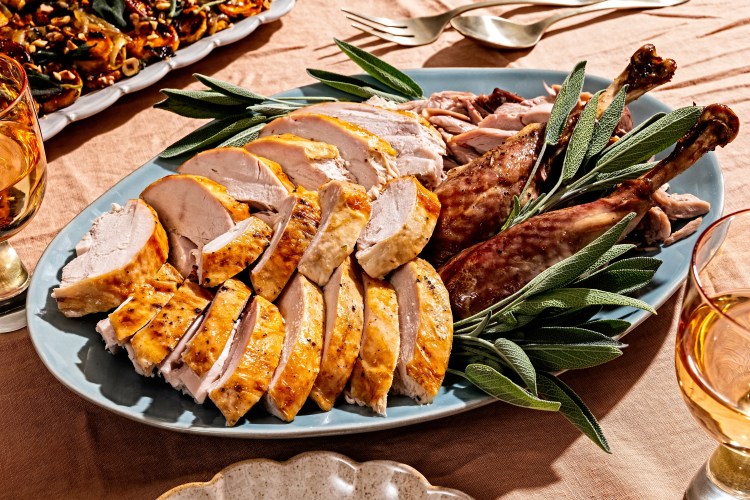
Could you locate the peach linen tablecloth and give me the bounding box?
[2,0,749,498]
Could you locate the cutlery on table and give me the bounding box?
[342,0,607,46]
[451,0,689,49]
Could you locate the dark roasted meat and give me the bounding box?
[440,104,739,319]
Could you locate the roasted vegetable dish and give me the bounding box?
[0,0,271,114]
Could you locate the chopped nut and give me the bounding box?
[149,20,158,30]
[77,32,86,41]
[31,39,48,48]
[57,70,77,82]
[39,4,54,13]
[51,15,71,26]
[121,57,140,77]
[146,33,159,41]
[66,39,77,51]
[154,0,171,10]
[46,31,64,43]
[28,44,36,53]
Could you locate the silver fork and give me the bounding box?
[342,0,607,46]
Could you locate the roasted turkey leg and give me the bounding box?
[425,45,677,268]
[440,104,739,319]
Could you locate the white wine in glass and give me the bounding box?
[677,209,750,499]
[0,54,47,331]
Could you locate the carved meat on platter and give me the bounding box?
[355,176,440,279]
[53,199,169,317]
[178,148,294,212]
[260,113,399,197]
[441,104,740,319]
[297,180,371,287]
[344,274,400,415]
[265,273,325,422]
[390,258,453,404]
[251,188,321,301]
[292,102,446,189]
[244,134,353,190]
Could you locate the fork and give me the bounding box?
[342,0,607,46]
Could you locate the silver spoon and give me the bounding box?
[451,0,689,50]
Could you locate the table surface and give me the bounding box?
[3,0,749,498]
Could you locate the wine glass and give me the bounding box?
[677,209,750,499]
[0,54,47,332]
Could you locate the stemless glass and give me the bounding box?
[0,54,47,332]
[677,209,750,499]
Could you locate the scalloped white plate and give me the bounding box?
[38,0,296,140]
[157,452,473,499]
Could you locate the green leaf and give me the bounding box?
[582,244,636,276]
[306,69,411,103]
[91,0,127,29]
[510,287,656,317]
[161,89,248,106]
[494,339,538,395]
[575,269,657,295]
[537,373,610,452]
[562,91,601,182]
[154,98,228,119]
[524,342,623,370]
[513,326,623,345]
[193,74,268,104]
[333,39,423,99]
[598,256,662,272]
[464,364,560,411]
[217,122,267,148]
[585,86,627,162]
[594,106,703,173]
[545,61,586,145]
[580,319,631,337]
[159,115,268,158]
[246,103,301,116]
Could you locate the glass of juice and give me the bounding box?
[0,53,47,332]
[677,208,750,499]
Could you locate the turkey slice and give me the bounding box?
[260,113,398,197]
[265,273,324,422]
[178,147,294,211]
[298,180,371,287]
[245,134,352,190]
[296,102,446,189]
[344,274,400,416]
[209,296,286,427]
[251,188,321,301]
[53,199,169,317]
[390,258,453,404]
[356,176,440,278]
[310,256,364,411]
[198,216,272,287]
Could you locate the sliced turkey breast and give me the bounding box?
[53,199,169,317]
[390,259,453,404]
[167,232,198,279]
[265,273,324,422]
[95,263,183,352]
[162,279,252,403]
[178,148,294,212]
[292,102,446,189]
[209,296,286,426]
[344,274,400,416]
[310,256,364,411]
[244,134,352,190]
[297,180,371,287]
[251,188,321,301]
[260,113,398,197]
[141,174,249,247]
[198,216,272,287]
[129,281,214,376]
[355,176,440,278]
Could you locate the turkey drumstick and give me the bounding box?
[440,104,739,319]
[425,45,677,268]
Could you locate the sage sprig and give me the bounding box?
[155,39,424,158]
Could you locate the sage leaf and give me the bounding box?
[595,106,703,173]
[333,39,423,98]
[217,122,268,148]
[512,326,623,345]
[494,339,538,395]
[246,103,301,116]
[575,269,657,295]
[161,89,248,106]
[160,115,267,158]
[562,91,601,182]
[153,97,230,119]
[585,85,627,162]
[598,256,662,272]
[306,69,409,103]
[545,60,586,145]
[92,0,127,29]
[193,73,268,104]
[537,373,610,452]
[465,364,560,411]
[524,342,624,370]
[581,319,631,337]
[582,244,636,276]
[510,288,656,317]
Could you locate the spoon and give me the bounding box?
[451,0,690,50]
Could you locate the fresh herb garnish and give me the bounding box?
[91,0,128,30]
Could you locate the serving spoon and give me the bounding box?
[451,0,690,49]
